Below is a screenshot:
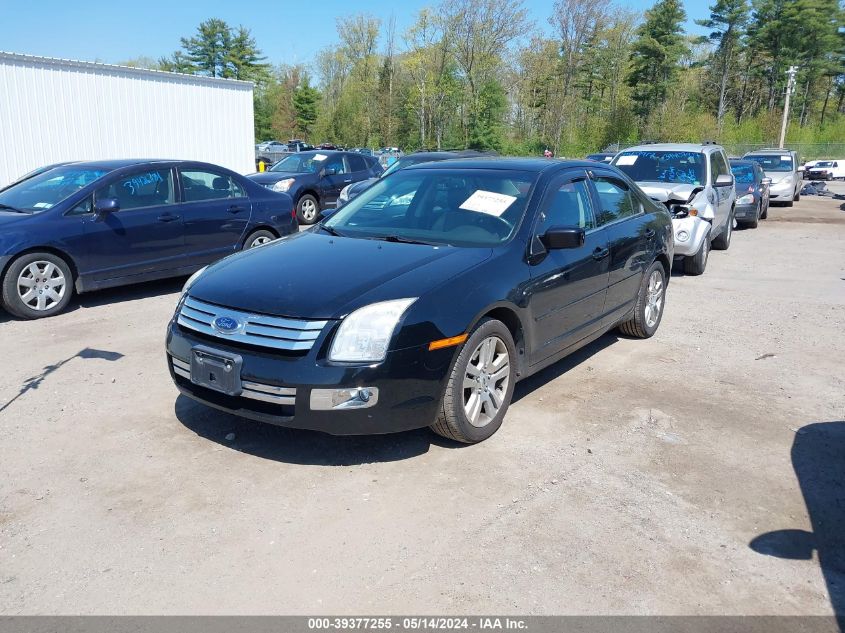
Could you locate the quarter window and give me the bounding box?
[537,179,595,235]
[180,170,242,202]
[95,168,175,211]
[592,176,637,226]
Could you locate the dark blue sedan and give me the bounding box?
[247,150,382,224]
[0,160,297,319]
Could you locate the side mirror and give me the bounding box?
[95,197,120,215]
[715,174,734,187]
[761,178,772,186]
[540,226,586,250]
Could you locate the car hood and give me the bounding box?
[636,182,702,203]
[0,211,33,227]
[247,171,305,185]
[764,172,793,184]
[189,230,493,319]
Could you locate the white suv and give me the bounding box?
[612,143,736,276]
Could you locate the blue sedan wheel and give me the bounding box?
[2,253,74,319]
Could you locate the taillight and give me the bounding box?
[291,209,297,220]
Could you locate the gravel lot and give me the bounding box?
[1,188,843,615]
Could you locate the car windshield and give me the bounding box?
[0,166,110,213]
[815,161,833,167]
[613,151,705,185]
[324,169,536,247]
[730,163,756,184]
[270,152,330,173]
[746,154,794,172]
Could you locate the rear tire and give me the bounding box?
[794,189,801,202]
[243,229,277,249]
[430,318,516,444]
[618,261,667,339]
[683,233,709,276]
[2,252,74,319]
[296,194,319,225]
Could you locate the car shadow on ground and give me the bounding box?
[174,332,622,465]
[0,276,187,323]
[750,421,845,629]
[0,347,124,414]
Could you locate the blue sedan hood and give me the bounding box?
[188,230,492,319]
[0,211,32,227]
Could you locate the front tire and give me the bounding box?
[712,212,733,250]
[2,252,74,319]
[619,261,667,339]
[296,194,319,225]
[761,201,768,219]
[430,318,516,444]
[683,232,709,276]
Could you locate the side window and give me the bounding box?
[348,155,367,172]
[324,156,346,175]
[709,152,729,182]
[536,178,595,235]
[95,168,175,211]
[68,196,93,216]
[592,176,637,226]
[181,170,238,202]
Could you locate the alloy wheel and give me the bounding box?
[644,270,664,328]
[17,261,67,312]
[463,336,510,428]
[250,236,273,248]
[300,199,317,222]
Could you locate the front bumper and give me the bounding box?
[734,203,758,220]
[671,216,710,257]
[166,320,453,435]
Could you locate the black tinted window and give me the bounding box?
[592,177,637,226]
[96,169,175,210]
[348,155,367,172]
[537,179,594,234]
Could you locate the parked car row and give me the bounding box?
[3,140,800,444]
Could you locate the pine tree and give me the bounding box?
[626,0,688,121]
[293,77,321,138]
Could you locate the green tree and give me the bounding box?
[626,0,689,122]
[293,76,321,138]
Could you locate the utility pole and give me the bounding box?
[778,66,798,149]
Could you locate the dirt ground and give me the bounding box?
[0,186,843,616]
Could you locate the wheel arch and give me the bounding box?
[2,246,79,291]
[240,225,280,248]
[469,304,528,379]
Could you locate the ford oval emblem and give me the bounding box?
[212,315,241,334]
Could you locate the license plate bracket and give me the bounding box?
[190,346,243,396]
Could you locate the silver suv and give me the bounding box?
[611,143,736,276]
[742,148,801,206]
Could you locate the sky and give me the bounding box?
[2,0,711,70]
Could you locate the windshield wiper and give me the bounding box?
[0,204,29,214]
[320,224,347,237]
[369,234,437,246]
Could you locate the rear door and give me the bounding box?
[587,171,653,325]
[82,166,185,281]
[178,168,252,266]
[709,150,733,232]
[527,169,610,365]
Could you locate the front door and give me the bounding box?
[527,170,610,365]
[82,167,185,281]
[178,168,252,266]
[320,155,351,208]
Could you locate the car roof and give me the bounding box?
[406,157,600,173]
[39,159,237,172]
[729,159,755,166]
[743,148,797,155]
[621,143,723,153]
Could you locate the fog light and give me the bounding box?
[310,387,379,410]
[677,230,690,242]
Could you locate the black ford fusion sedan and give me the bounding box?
[167,159,673,443]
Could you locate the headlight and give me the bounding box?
[329,298,417,362]
[338,184,351,203]
[737,194,755,204]
[182,266,208,295]
[271,178,295,193]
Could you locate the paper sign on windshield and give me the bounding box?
[616,155,637,165]
[459,190,517,216]
[313,153,328,161]
[781,155,791,161]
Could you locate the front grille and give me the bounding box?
[178,296,327,352]
[171,356,296,406]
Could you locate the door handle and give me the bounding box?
[644,228,656,238]
[343,179,353,183]
[228,205,245,214]
[157,213,180,223]
[592,247,610,261]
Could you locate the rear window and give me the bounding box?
[730,163,755,184]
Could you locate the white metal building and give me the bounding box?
[0,52,255,187]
